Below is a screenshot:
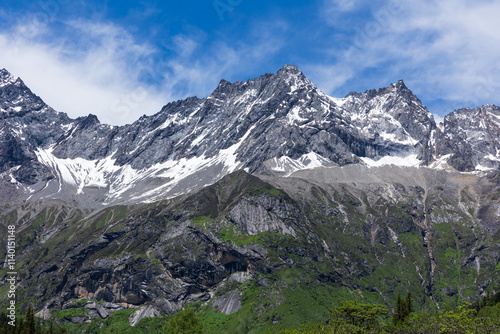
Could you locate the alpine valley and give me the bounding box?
[0,65,499,332]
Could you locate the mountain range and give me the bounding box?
[1,65,499,208]
[0,65,499,332]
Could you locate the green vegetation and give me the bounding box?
[1,170,499,333]
[392,293,412,325]
[0,305,67,334]
[335,300,388,329]
[164,308,204,334]
[272,295,500,334]
[191,215,214,228]
[218,225,261,246]
[1,282,499,334]
[250,187,282,198]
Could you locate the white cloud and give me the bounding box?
[0,17,286,125]
[313,0,500,114]
[320,0,365,27]
[0,21,167,125]
[302,64,354,96]
[326,0,360,13]
[150,20,287,102]
[432,113,444,126]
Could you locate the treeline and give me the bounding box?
[159,292,500,334]
[274,291,500,334]
[2,292,499,333]
[0,306,66,334]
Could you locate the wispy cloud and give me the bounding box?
[312,0,500,114]
[0,14,286,125]
[0,20,165,125]
[325,0,361,13]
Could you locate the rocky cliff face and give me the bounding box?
[338,80,436,162]
[439,105,500,171]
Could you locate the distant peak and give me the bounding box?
[275,64,315,92]
[393,79,408,90]
[208,64,312,100]
[277,64,301,75]
[0,68,18,87]
[217,79,232,87]
[209,79,234,98]
[345,79,420,103]
[77,114,100,129]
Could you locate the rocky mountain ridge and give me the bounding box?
[1,65,499,208]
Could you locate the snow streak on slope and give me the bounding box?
[359,154,420,168]
[265,152,336,176]
[36,147,120,195]
[33,124,258,205]
[0,69,18,88]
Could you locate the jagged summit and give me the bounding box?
[441,104,500,171]
[0,69,46,115]
[210,64,314,101]
[278,64,301,74]
[394,79,407,89]
[0,68,18,87]
[346,79,413,99]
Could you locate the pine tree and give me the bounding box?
[406,292,413,315]
[393,294,402,325]
[16,318,24,334]
[26,306,35,334]
[393,293,410,325]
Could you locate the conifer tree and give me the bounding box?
[393,293,411,325]
[26,306,35,334]
[406,292,413,315]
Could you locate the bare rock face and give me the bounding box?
[129,305,162,327]
[439,105,500,171]
[227,198,296,236]
[212,290,242,315]
[34,308,51,320]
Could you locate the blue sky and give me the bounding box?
[1,0,500,125]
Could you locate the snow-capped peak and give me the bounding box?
[0,68,18,88]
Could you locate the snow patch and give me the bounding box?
[286,106,307,125]
[268,152,334,176]
[485,153,500,162]
[34,121,259,204]
[0,73,18,88]
[428,154,452,170]
[360,154,421,168]
[475,164,494,171]
[379,131,418,146]
[328,96,347,107]
[36,148,114,194]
